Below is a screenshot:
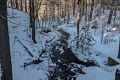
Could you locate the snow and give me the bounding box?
[0,7,119,80]
[7,8,49,80]
[77,67,115,80]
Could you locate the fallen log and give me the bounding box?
[107,57,119,66]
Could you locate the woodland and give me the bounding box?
[0,0,120,80]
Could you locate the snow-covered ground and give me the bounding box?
[8,8,49,80]
[0,8,119,80]
[54,16,120,80]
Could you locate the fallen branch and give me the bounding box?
[16,37,37,57]
[21,58,43,68]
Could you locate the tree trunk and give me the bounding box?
[25,0,27,12]
[76,0,82,48]
[10,0,13,7]
[20,0,23,11]
[85,0,87,21]
[73,0,76,16]
[118,41,120,59]
[82,0,85,16]
[29,0,37,43]
[15,0,19,9]
[107,0,115,24]
[115,69,120,80]
[67,1,70,24]
[89,0,94,21]
[77,0,81,37]
[0,0,13,80]
[107,7,114,24]
[64,0,67,23]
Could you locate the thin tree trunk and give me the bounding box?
[15,0,19,9]
[64,0,67,23]
[73,0,76,16]
[29,0,37,43]
[82,0,85,16]
[118,40,120,59]
[107,0,115,24]
[20,0,23,11]
[25,0,27,12]
[10,0,13,7]
[89,0,94,21]
[77,0,81,37]
[85,0,87,21]
[107,7,114,24]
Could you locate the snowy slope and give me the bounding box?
[6,8,120,80]
[8,8,48,80]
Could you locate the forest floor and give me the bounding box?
[1,8,120,80]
